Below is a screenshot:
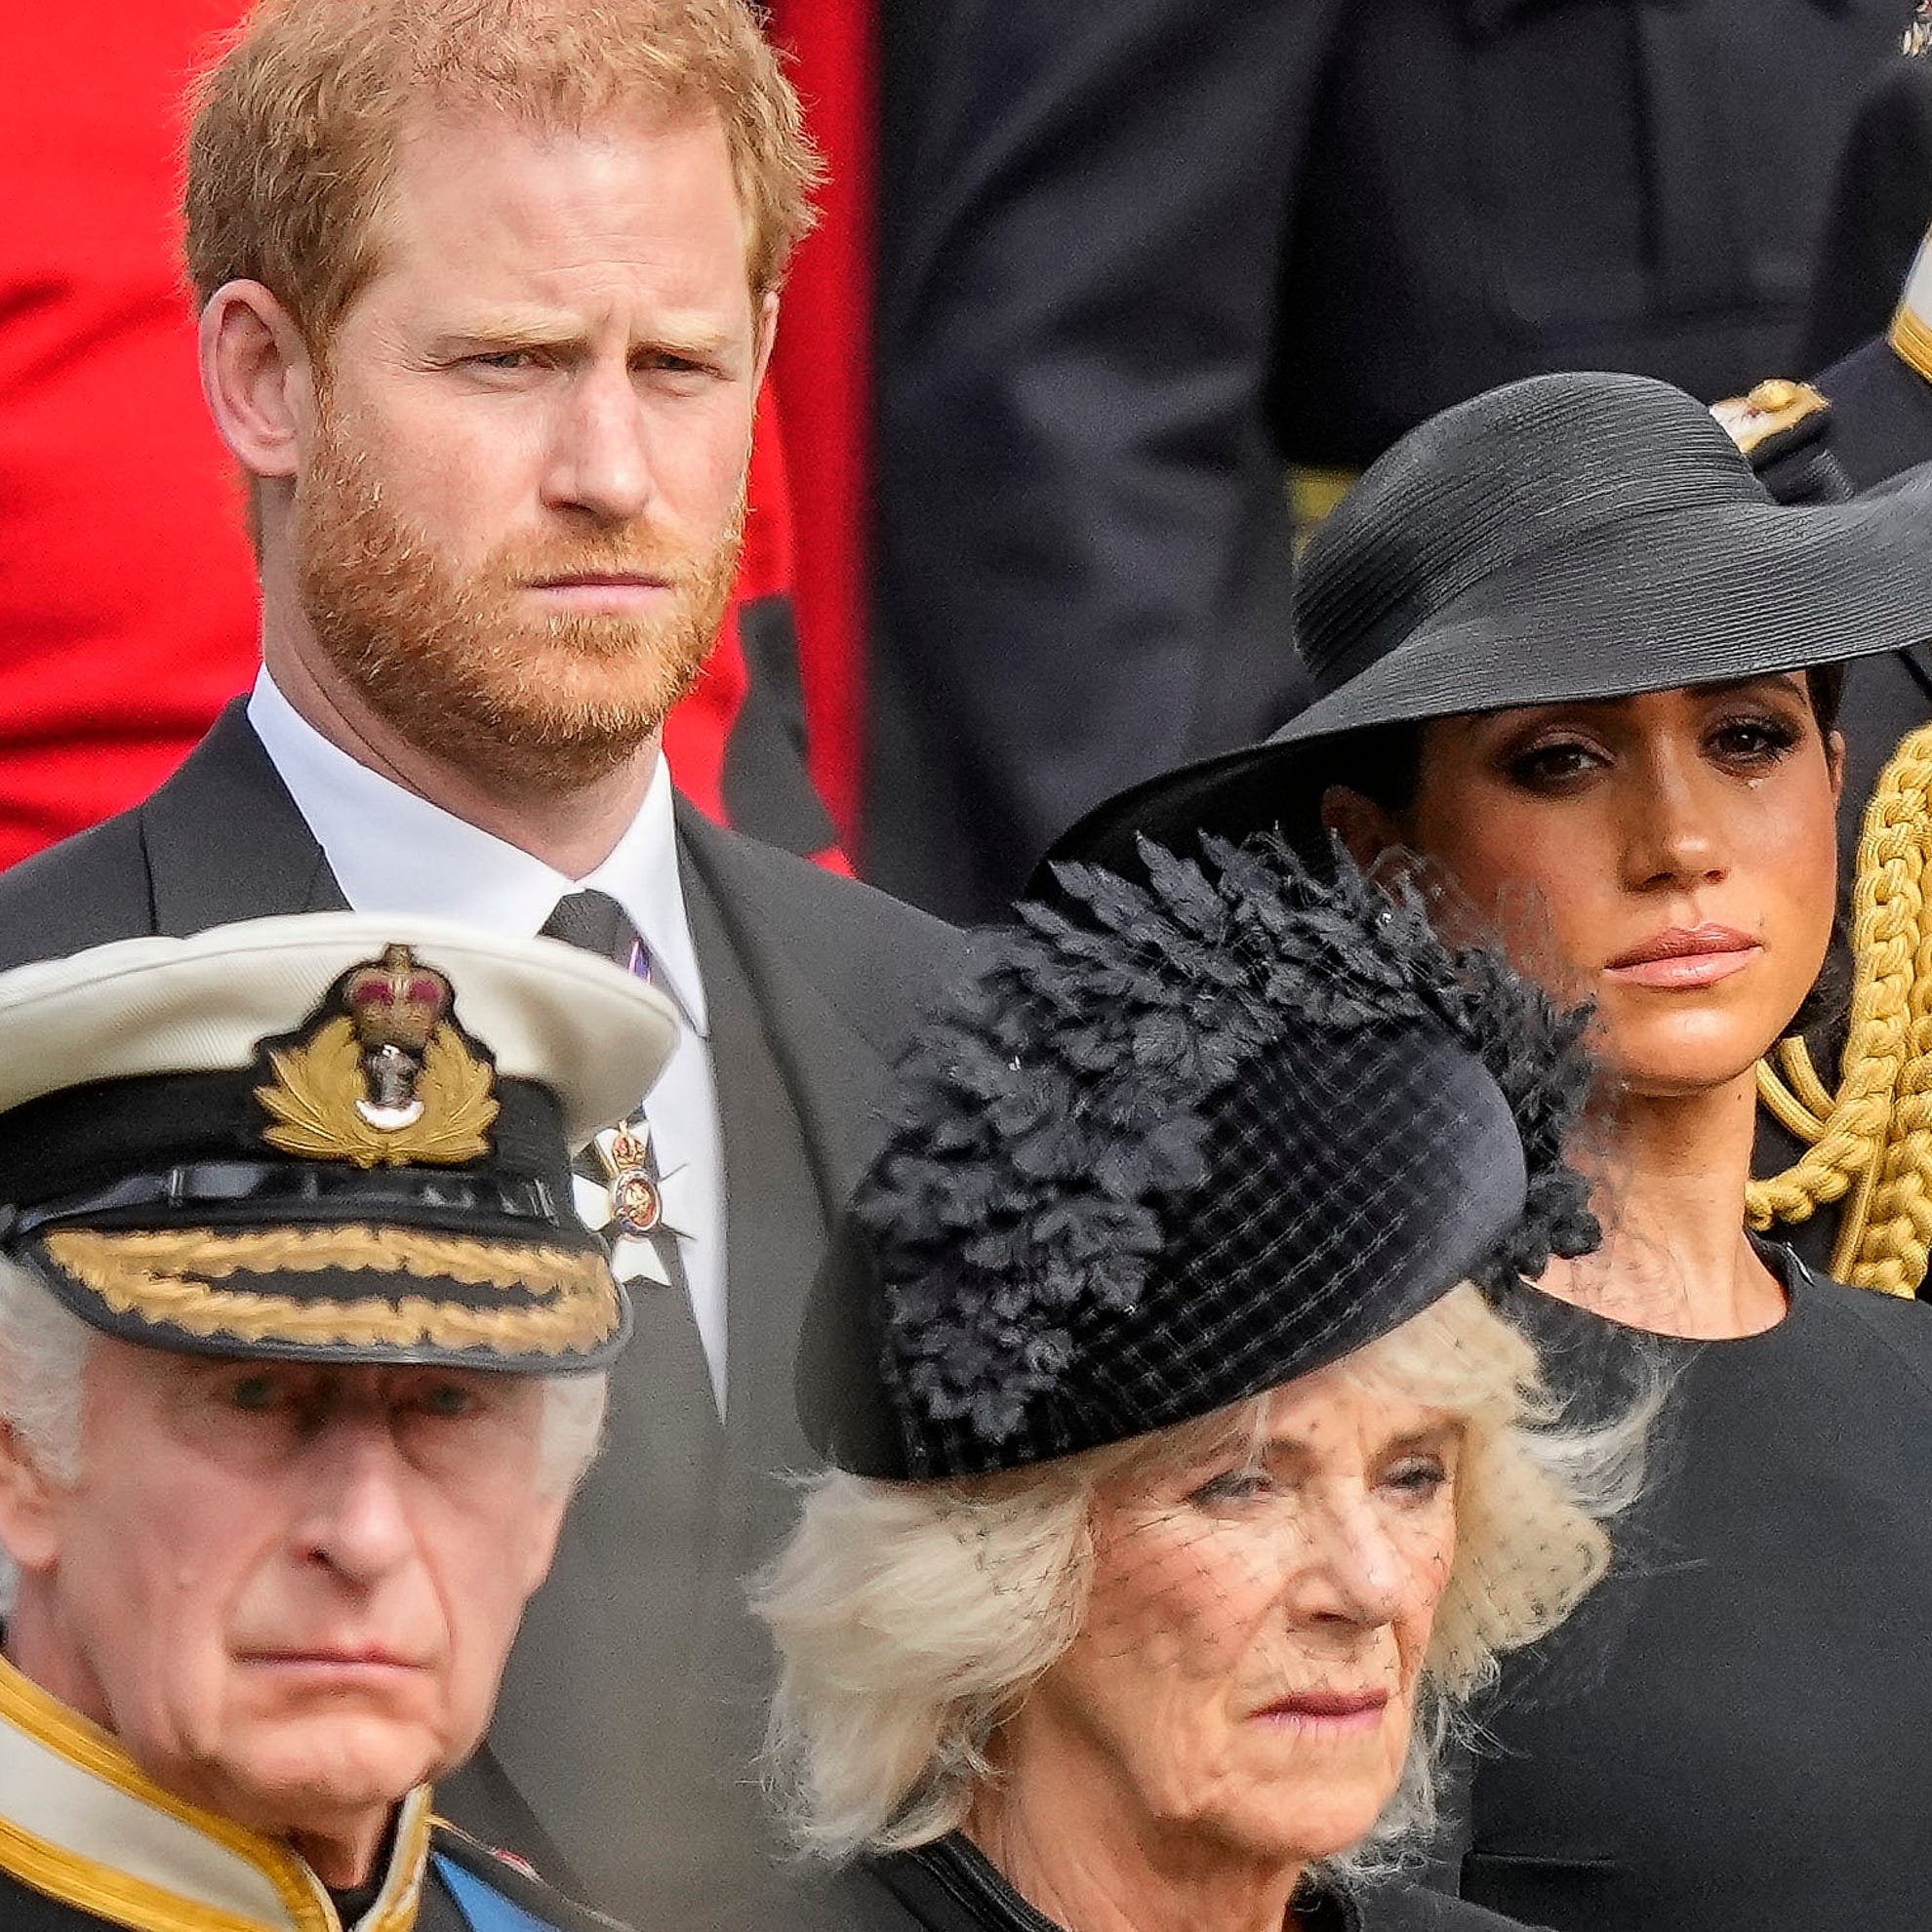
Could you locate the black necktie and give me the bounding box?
[539,888,641,973]
[539,890,692,1308]
[478,894,730,1912]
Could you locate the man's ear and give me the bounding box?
[751,291,779,393]
[1320,785,1405,872]
[0,1423,64,1579]
[200,279,316,482]
[515,1493,570,1602]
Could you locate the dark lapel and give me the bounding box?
[673,802,895,1477]
[673,799,896,1211]
[141,700,348,930]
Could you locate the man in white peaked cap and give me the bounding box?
[0,915,673,1931]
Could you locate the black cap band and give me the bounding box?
[7,1163,572,1247]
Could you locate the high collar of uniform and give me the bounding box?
[0,1648,432,1932]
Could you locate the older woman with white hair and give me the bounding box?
[758,840,1647,1932]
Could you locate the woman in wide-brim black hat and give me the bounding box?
[1042,370,1932,1932]
[756,837,1644,1932]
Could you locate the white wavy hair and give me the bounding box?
[0,1251,608,1601]
[754,1283,1653,1875]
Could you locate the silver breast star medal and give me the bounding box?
[572,1119,697,1288]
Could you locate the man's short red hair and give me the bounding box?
[184,0,822,349]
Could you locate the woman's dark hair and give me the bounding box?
[1338,664,1850,817]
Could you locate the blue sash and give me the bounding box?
[433,1850,559,1932]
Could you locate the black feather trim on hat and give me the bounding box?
[844,835,1597,1467]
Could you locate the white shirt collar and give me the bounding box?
[247,668,708,1036]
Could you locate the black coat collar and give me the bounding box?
[861,1835,1362,1932]
[674,795,894,1212]
[141,699,346,931]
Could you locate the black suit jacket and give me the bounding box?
[0,702,967,1929]
[867,0,1909,921]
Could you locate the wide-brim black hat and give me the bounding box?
[798,839,1598,1480]
[1040,371,1932,878]
[0,917,678,1375]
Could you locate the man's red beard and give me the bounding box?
[293,421,744,796]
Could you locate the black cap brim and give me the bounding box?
[18,1217,630,1375]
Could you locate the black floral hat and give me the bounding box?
[797,838,1598,1479]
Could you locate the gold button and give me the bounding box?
[1749,379,1801,412]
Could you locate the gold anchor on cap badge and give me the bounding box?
[346,945,453,1129]
[256,945,499,1168]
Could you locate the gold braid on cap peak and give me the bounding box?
[40,1226,619,1355]
[1749,723,1932,1293]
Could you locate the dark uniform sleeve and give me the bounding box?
[1801,54,1932,370]
[865,0,1339,919]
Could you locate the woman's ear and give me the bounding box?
[1826,728,1846,807]
[1320,785,1405,871]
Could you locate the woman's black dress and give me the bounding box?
[1450,1248,1932,1929]
[803,1831,1540,1932]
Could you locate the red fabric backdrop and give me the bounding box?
[765,0,875,845]
[0,0,262,869]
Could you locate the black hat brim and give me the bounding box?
[1038,481,1932,881]
[805,1023,1531,1480]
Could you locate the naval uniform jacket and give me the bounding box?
[1725,301,1932,1287]
[0,1649,625,1932]
[0,702,968,1931]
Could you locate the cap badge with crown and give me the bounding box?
[256,944,500,1168]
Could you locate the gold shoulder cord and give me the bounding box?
[1748,723,1932,1293]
